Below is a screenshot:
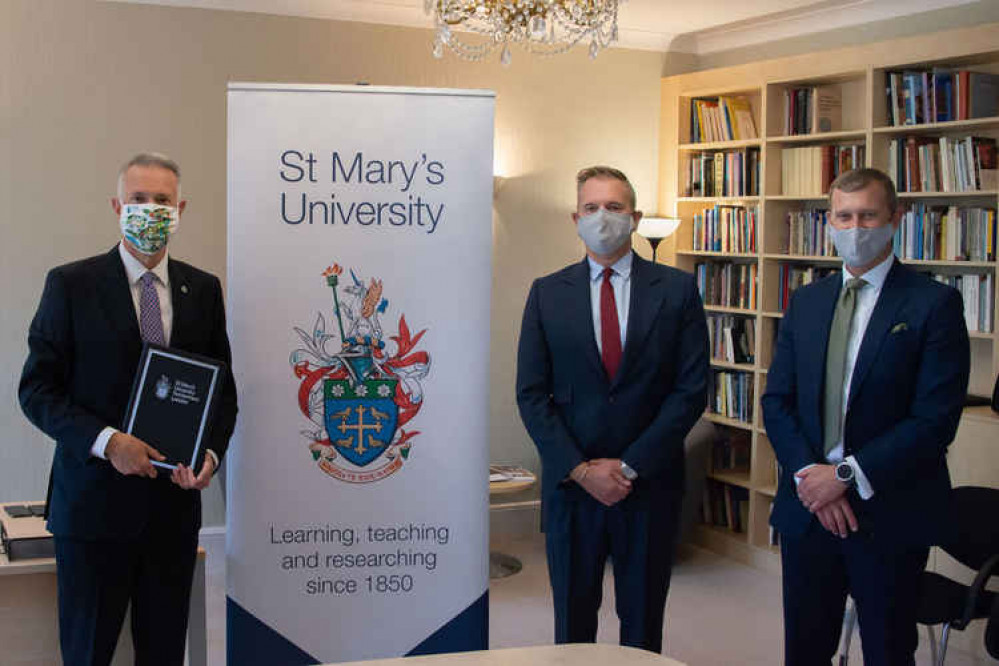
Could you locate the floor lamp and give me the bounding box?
[636,217,681,264]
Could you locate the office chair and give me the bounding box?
[838,486,999,666]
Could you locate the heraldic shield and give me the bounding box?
[324,378,399,467]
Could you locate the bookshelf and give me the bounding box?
[659,26,999,572]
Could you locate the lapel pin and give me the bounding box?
[181,284,189,294]
[890,322,908,334]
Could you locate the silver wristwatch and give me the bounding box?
[835,461,856,486]
[620,460,638,481]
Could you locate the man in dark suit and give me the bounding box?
[762,168,970,666]
[19,153,238,666]
[516,165,708,653]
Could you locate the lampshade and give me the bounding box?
[636,217,680,240]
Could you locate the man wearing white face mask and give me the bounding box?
[19,153,238,666]
[763,168,970,666]
[517,166,709,652]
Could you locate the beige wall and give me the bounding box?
[0,0,664,524]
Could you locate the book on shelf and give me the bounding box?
[893,204,996,261]
[711,428,752,473]
[708,369,754,423]
[707,313,756,364]
[686,147,761,197]
[692,204,759,253]
[778,264,839,311]
[782,85,842,135]
[889,136,998,193]
[922,272,995,333]
[690,95,758,143]
[781,143,864,196]
[695,261,759,309]
[885,69,999,126]
[785,208,837,256]
[489,464,535,483]
[702,480,751,532]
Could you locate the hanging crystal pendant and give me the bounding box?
[588,40,599,60]
[500,43,513,66]
[432,39,444,59]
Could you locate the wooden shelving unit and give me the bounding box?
[660,32,999,570]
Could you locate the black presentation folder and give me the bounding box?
[122,343,225,471]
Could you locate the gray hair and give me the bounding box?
[828,167,897,213]
[116,152,182,200]
[576,165,637,210]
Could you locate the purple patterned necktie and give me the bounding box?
[139,272,166,346]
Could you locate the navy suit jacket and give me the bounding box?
[762,259,969,549]
[19,245,238,540]
[516,253,709,520]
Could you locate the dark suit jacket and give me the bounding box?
[516,253,708,520]
[762,259,969,549]
[19,245,238,540]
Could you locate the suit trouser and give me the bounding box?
[544,484,680,653]
[780,521,929,666]
[53,485,200,666]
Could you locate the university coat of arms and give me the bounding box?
[290,263,430,483]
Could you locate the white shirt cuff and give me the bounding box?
[91,426,118,459]
[206,449,219,473]
[845,455,874,500]
[793,463,816,487]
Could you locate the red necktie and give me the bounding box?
[600,267,622,380]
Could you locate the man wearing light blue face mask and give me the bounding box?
[763,168,970,666]
[19,153,238,666]
[516,166,709,653]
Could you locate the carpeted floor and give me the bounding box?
[201,531,993,665]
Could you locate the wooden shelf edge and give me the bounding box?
[873,116,999,134]
[704,412,754,430]
[710,359,758,372]
[897,190,999,199]
[765,130,867,144]
[678,139,762,151]
[708,470,753,489]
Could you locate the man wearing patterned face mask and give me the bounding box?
[763,168,970,666]
[19,153,238,666]
[516,165,709,652]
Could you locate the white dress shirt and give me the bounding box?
[796,252,895,500]
[90,244,218,470]
[588,252,632,355]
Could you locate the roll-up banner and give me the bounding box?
[226,83,494,664]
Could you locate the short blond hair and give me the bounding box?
[576,165,636,210]
[828,168,897,213]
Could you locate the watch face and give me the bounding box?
[836,463,854,483]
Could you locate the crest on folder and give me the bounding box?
[290,263,430,484]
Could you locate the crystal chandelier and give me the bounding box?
[425,1,623,65]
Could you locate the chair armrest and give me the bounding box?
[958,552,999,629]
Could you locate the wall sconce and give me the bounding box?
[636,217,681,264]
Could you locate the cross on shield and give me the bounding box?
[324,378,399,467]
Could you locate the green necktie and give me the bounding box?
[823,277,866,455]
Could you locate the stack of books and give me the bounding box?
[708,370,754,423]
[777,264,838,311]
[692,205,759,253]
[785,209,836,256]
[687,148,761,197]
[926,272,995,333]
[695,262,758,309]
[884,69,999,126]
[888,136,997,193]
[782,85,843,135]
[781,143,865,196]
[707,314,756,364]
[893,204,996,261]
[702,480,750,533]
[690,95,759,142]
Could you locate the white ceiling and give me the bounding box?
[105,0,979,54]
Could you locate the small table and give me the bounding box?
[489,472,537,579]
[334,643,687,666]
